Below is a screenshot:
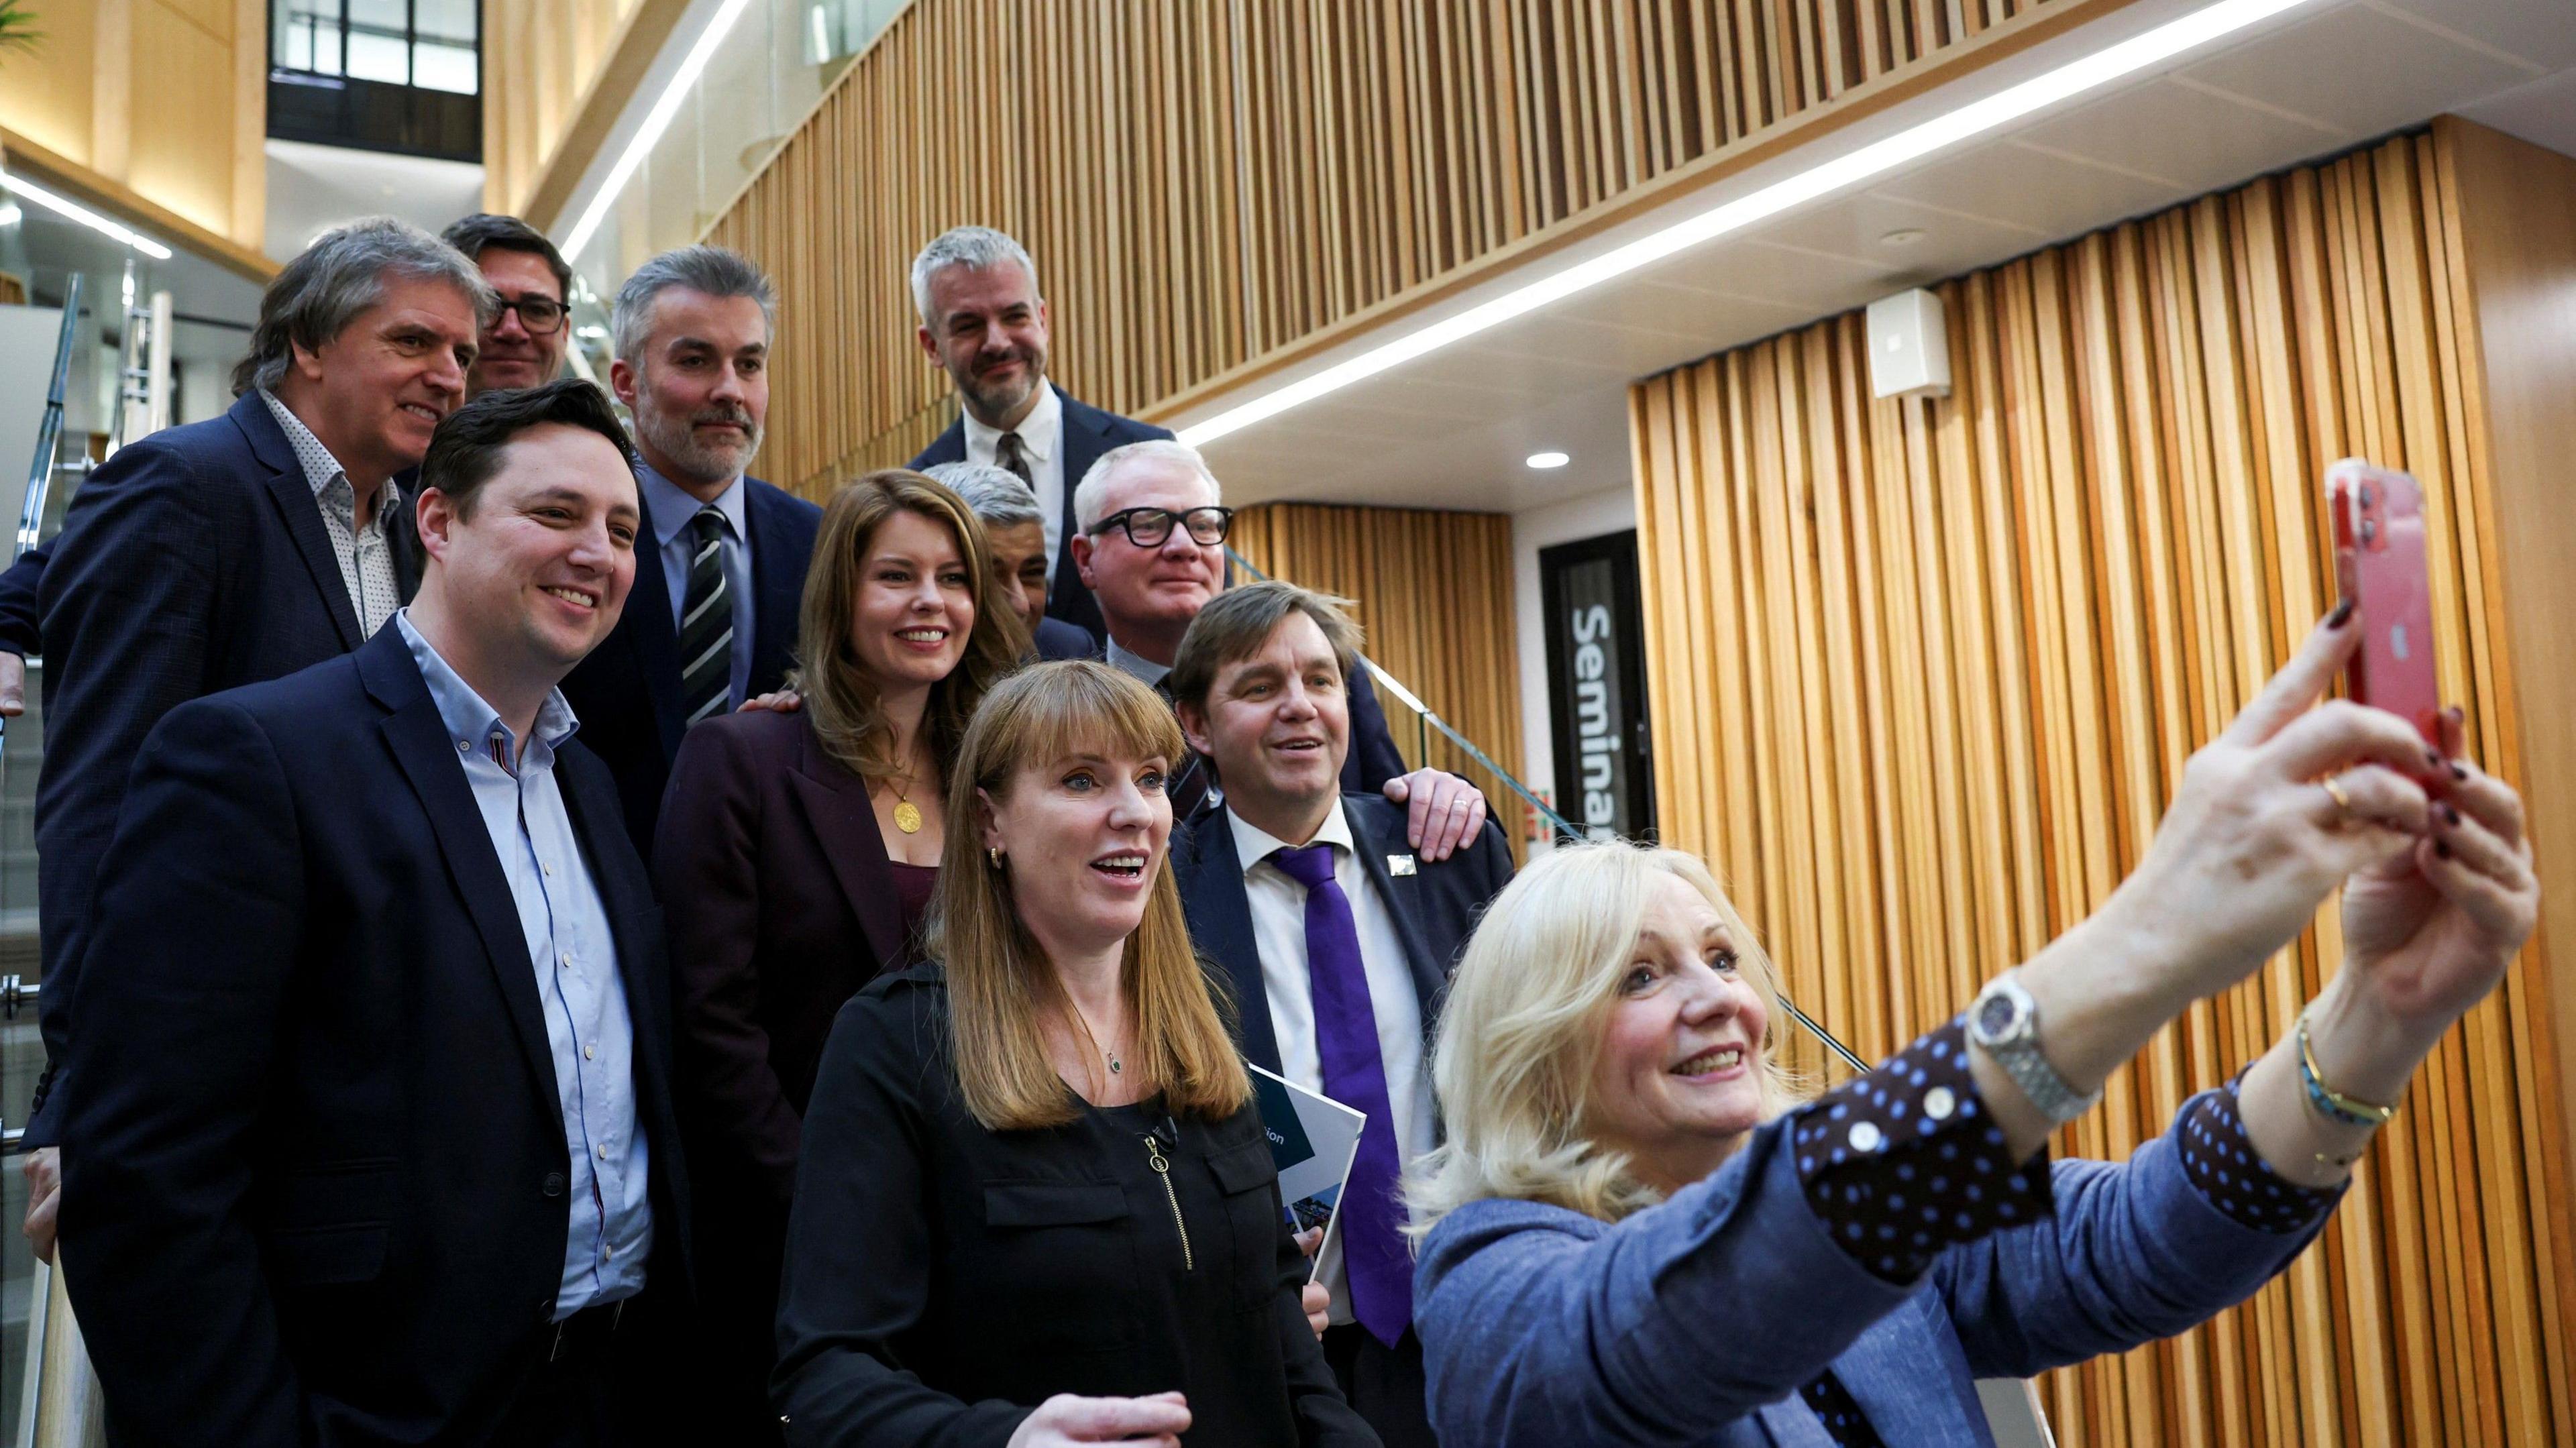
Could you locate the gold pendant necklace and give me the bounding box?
[887,772,924,834]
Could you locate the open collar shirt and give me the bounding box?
[395,609,653,1318]
[258,390,402,636]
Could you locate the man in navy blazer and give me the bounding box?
[582,245,822,851]
[1167,582,1512,1448]
[904,225,1168,642]
[60,380,692,1446]
[11,221,490,1179]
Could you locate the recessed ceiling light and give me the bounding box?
[1880,227,1927,247]
[1526,451,1570,469]
[1176,0,2320,447]
[0,171,173,260]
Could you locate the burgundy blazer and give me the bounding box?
[654,708,912,1216]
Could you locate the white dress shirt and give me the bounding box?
[1230,799,1435,1325]
[961,383,1066,582]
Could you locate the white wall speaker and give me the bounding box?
[1866,287,1952,400]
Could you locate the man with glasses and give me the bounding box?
[1071,439,1492,859]
[906,226,1170,642]
[0,213,571,719]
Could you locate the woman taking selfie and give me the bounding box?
[655,469,1026,1439]
[775,661,1373,1447]
[1409,611,2538,1445]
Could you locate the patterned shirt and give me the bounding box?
[258,390,403,636]
[1788,1021,2342,1447]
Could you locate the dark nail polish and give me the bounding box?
[2450,763,2468,781]
[2443,804,2461,826]
[2326,598,2355,628]
[2436,842,2452,860]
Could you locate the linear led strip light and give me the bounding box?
[1177,0,2321,447]
[0,170,174,261]
[559,0,759,261]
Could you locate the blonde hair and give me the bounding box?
[930,661,1252,1131]
[796,469,1030,782]
[1406,843,1809,1231]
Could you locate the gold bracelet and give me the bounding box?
[2296,1009,2396,1130]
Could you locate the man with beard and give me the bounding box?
[907,226,1169,643]
[575,245,821,852]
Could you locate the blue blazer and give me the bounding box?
[1034,614,1097,661]
[25,392,423,1142]
[1413,1095,2334,1445]
[58,626,692,1446]
[1173,793,1511,1076]
[910,383,1171,642]
[559,475,821,854]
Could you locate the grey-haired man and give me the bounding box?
[907,225,1171,643]
[15,217,490,1171]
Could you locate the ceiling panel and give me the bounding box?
[1873,141,2190,245]
[2370,0,2576,70]
[1750,190,2051,279]
[1546,280,1818,344]
[2177,2,2542,134]
[2021,76,2349,189]
[2461,68,2576,160]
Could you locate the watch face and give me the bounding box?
[1973,990,2021,1041]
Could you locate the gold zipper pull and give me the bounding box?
[1144,1134,1193,1272]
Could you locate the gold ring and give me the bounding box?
[2320,777,2354,819]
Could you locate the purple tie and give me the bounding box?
[1271,842,1411,1346]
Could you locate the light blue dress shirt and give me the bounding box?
[641,463,755,709]
[396,610,653,1318]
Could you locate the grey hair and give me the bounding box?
[1071,439,1222,533]
[233,217,496,397]
[910,226,1040,327]
[611,245,777,366]
[922,461,1042,531]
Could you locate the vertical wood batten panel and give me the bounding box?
[1629,131,2565,1445]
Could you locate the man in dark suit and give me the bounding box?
[1073,437,1492,860]
[60,380,691,1447]
[1167,581,1513,1448]
[922,459,1095,659]
[10,219,489,1188]
[581,245,822,850]
[904,225,1167,641]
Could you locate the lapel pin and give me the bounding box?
[1387,854,1417,877]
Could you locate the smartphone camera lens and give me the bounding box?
[2359,485,2377,507]
[2361,517,2379,545]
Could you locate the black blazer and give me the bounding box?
[560,475,822,854]
[1173,793,1512,1077]
[25,392,423,1143]
[57,626,691,1447]
[910,384,1172,641]
[776,966,1376,1447]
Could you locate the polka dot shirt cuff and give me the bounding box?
[1792,1019,2053,1284]
[2178,1074,2342,1233]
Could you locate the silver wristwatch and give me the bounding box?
[1965,975,2099,1125]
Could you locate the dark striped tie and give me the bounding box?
[677,506,734,725]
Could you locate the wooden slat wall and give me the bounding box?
[706,0,2073,499]
[1230,503,1525,865]
[1629,131,2571,1447]
[480,0,646,218]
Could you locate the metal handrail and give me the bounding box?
[1222,546,1869,1074]
[17,272,80,565]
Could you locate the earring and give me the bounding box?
[988,848,1004,871]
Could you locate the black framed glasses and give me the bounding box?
[496,294,568,335]
[1089,505,1234,548]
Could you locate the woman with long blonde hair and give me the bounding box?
[775,662,1376,1448]
[1409,615,2537,1446]
[654,467,1026,1440]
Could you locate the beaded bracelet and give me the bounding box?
[2296,1009,2396,1131]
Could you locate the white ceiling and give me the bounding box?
[1187,0,2576,514]
[264,138,486,264]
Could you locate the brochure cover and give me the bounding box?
[1248,1063,1365,1264]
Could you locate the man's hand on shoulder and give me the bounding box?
[1381,768,1487,862]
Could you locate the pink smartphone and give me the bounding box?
[2326,459,2442,744]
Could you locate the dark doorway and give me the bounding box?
[1540,530,1654,842]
